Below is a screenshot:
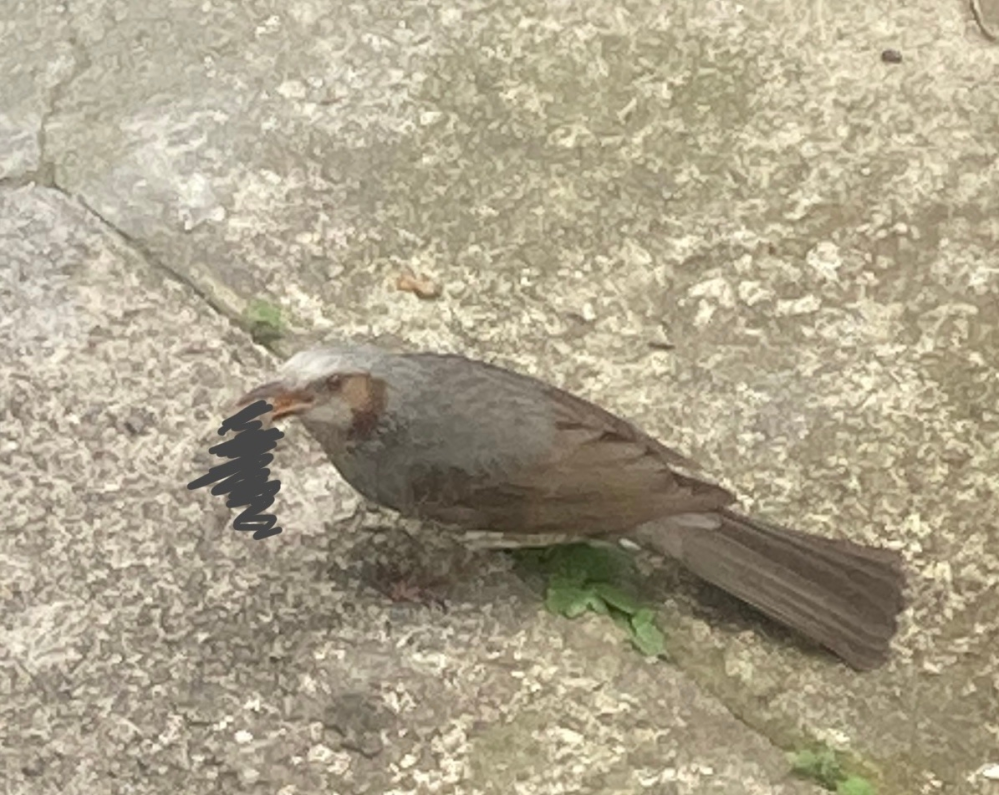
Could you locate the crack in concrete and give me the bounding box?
[970,0,999,41]
[64,187,242,335]
[36,29,93,188]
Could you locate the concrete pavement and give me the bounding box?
[1,0,997,792]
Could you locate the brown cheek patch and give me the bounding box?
[340,374,388,440]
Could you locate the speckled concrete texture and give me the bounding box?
[2,0,998,792]
[0,185,824,794]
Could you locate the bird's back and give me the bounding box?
[313,346,735,535]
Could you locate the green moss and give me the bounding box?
[243,299,284,344]
[790,746,877,794]
[513,544,666,657]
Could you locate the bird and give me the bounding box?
[238,341,906,670]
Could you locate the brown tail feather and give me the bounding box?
[634,508,906,670]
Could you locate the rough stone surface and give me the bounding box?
[972,0,999,41]
[1,0,998,792]
[0,184,818,794]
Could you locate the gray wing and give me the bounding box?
[399,363,737,536]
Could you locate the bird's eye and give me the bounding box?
[326,374,344,391]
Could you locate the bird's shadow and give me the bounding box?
[325,518,536,613]
[635,555,832,663]
[323,517,826,661]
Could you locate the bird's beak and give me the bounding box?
[236,381,315,420]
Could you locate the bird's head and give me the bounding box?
[237,347,388,438]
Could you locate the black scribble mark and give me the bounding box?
[188,400,285,540]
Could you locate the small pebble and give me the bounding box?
[881,49,903,64]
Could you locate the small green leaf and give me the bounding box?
[629,613,666,656]
[837,776,876,795]
[515,542,665,659]
[631,607,657,627]
[590,596,611,615]
[591,582,642,615]
[244,299,284,344]
[545,584,604,618]
[789,748,843,789]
